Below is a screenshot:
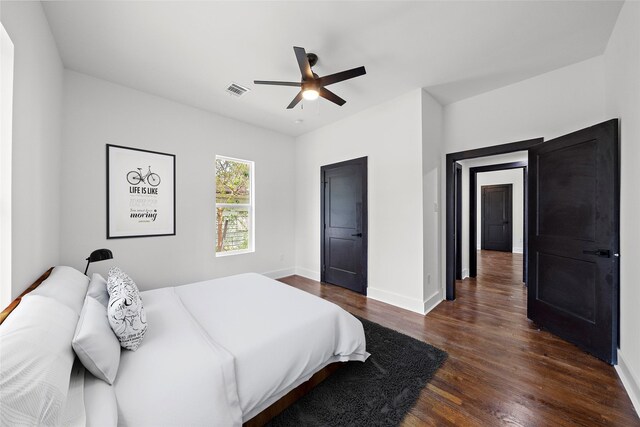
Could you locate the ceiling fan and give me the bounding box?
[254,46,366,109]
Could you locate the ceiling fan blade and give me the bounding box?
[319,88,346,106]
[293,46,314,81]
[317,66,366,87]
[254,80,301,87]
[286,91,304,109]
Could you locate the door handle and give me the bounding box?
[582,249,611,258]
[351,233,363,237]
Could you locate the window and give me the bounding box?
[215,156,254,256]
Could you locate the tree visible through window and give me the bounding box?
[215,156,254,255]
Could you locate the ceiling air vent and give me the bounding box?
[226,83,250,97]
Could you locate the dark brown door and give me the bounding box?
[528,119,619,364]
[481,184,513,252]
[321,157,367,294]
[455,163,463,280]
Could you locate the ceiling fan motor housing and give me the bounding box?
[306,53,318,67]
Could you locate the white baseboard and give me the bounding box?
[616,350,640,417]
[262,268,296,279]
[423,290,443,315]
[462,268,469,279]
[294,267,320,281]
[290,268,442,316]
[367,287,425,315]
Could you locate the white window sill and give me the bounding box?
[216,249,254,258]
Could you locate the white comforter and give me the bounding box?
[114,273,368,427]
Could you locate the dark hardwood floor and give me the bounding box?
[279,250,639,426]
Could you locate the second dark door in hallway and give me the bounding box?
[481,184,513,252]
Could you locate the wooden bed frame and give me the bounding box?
[0,267,53,325]
[0,267,342,426]
[244,362,341,426]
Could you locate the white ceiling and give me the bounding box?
[42,1,623,137]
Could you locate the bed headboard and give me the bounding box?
[0,267,54,325]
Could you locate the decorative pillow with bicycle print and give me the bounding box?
[107,267,147,351]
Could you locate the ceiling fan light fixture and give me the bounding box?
[302,88,319,101]
[254,46,365,109]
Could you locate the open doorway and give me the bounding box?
[453,154,527,293]
[446,139,540,300]
[469,161,527,283]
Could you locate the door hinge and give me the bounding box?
[322,265,326,272]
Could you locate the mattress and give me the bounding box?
[114,273,368,426]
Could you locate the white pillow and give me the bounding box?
[0,295,78,426]
[30,266,89,316]
[87,273,109,307]
[107,268,147,351]
[72,296,121,384]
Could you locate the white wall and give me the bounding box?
[604,0,640,415]
[422,90,443,313]
[295,89,427,313]
[444,56,607,153]
[0,2,64,299]
[60,71,296,290]
[476,169,524,253]
[0,23,14,309]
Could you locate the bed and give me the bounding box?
[0,267,369,426]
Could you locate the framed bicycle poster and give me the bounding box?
[107,144,176,238]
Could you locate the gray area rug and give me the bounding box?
[267,317,448,427]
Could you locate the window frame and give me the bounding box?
[214,155,255,257]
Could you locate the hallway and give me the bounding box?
[280,250,639,425]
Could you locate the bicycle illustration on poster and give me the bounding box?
[107,144,176,238]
